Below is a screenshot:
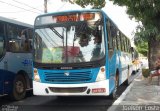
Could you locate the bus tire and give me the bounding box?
[132,70,136,75]
[109,75,118,99]
[11,75,26,101]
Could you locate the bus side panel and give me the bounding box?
[119,52,129,84]
[108,50,117,94]
[0,52,32,95]
[0,52,8,95]
[117,51,122,84]
[109,75,115,94]
[6,52,32,79]
[118,51,123,84]
[0,69,15,95]
[3,71,15,94]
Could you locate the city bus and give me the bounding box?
[33,9,133,99]
[0,16,33,100]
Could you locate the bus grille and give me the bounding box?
[48,87,87,93]
[44,71,92,83]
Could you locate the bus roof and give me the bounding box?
[36,9,104,18]
[0,16,33,28]
[35,9,131,40]
[36,9,122,34]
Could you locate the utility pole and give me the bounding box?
[44,0,47,13]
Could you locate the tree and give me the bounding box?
[110,0,160,70]
[68,0,106,9]
[134,40,148,57]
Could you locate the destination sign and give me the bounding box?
[53,13,95,23]
[35,12,101,26]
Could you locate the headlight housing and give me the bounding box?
[96,66,106,81]
[33,68,41,82]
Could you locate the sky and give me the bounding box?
[0,0,138,40]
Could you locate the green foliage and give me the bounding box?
[136,41,148,56]
[134,26,149,56]
[110,0,160,39]
[68,0,106,9]
[142,68,149,78]
[110,0,160,59]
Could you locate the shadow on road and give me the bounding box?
[0,77,133,111]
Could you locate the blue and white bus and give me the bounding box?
[33,9,133,98]
[0,16,33,100]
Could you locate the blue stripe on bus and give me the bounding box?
[37,68,100,84]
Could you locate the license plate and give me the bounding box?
[92,88,106,93]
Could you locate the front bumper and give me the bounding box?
[33,80,109,96]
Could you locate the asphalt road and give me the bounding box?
[0,72,139,111]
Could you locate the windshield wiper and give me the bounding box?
[51,28,64,39]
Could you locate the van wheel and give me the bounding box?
[109,76,118,99]
[11,75,26,101]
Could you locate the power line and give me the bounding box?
[56,2,67,11]
[0,11,23,13]
[0,0,41,14]
[12,0,44,13]
[48,1,67,11]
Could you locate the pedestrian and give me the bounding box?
[147,57,160,85]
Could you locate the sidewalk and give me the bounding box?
[108,72,160,111]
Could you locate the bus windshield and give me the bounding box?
[34,12,105,64]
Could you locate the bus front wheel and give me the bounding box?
[11,75,26,101]
[109,76,119,99]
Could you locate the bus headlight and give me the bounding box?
[96,66,106,81]
[33,68,41,82]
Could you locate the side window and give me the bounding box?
[107,20,113,49]
[123,36,127,52]
[119,33,124,51]
[107,19,115,59]
[22,29,33,52]
[8,24,20,52]
[121,35,125,51]
[125,37,128,52]
[117,31,121,50]
[0,22,5,58]
[128,40,131,53]
[28,29,33,40]
[8,24,32,52]
[28,29,33,51]
[121,35,126,52]
[110,25,117,50]
[126,39,129,52]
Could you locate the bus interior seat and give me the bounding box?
[10,42,20,51]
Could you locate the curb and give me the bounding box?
[107,72,141,111]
